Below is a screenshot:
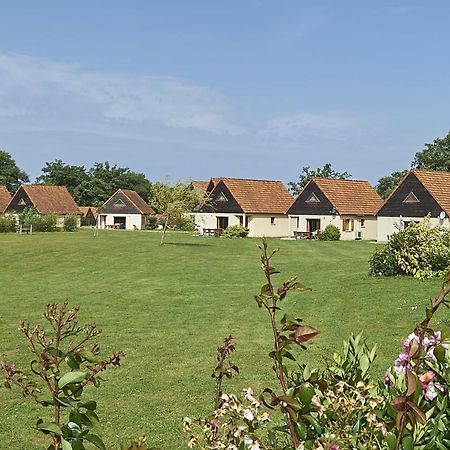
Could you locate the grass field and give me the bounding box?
[0,229,447,449]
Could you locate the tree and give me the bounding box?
[0,150,29,192]
[288,163,351,195]
[375,170,408,199]
[149,182,204,245]
[412,131,450,171]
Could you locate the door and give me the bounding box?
[217,216,229,229]
[306,219,321,233]
[113,216,126,229]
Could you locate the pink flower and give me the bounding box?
[330,444,340,450]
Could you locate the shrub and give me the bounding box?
[221,225,249,238]
[29,214,58,232]
[317,224,341,241]
[144,214,158,230]
[63,214,78,232]
[0,216,16,233]
[176,216,196,231]
[369,216,450,278]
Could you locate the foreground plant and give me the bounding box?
[0,301,124,450]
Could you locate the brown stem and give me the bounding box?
[160,216,169,245]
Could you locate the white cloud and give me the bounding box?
[261,113,358,142]
[0,53,244,136]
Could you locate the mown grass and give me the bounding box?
[0,230,447,449]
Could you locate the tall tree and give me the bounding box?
[36,160,89,201]
[149,182,204,245]
[0,150,29,192]
[288,163,351,195]
[412,131,450,171]
[375,170,408,199]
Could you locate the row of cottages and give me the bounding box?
[377,169,450,242]
[193,177,383,240]
[0,186,12,214]
[193,178,294,237]
[288,178,383,240]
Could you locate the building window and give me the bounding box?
[270,217,275,225]
[216,192,228,202]
[114,199,126,207]
[403,192,420,203]
[305,192,320,203]
[360,219,365,228]
[18,198,26,206]
[342,219,354,232]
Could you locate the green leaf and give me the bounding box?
[61,438,72,450]
[81,400,97,411]
[84,433,106,450]
[36,393,55,406]
[401,434,414,450]
[384,432,397,450]
[298,382,315,406]
[58,371,87,389]
[37,422,63,436]
[77,350,99,363]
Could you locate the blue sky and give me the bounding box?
[1,1,449,185]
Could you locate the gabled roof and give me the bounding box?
[79,206,98,219]
[408,169,450,215]
[0,186,11,213]
[305,178,383,216]
[102,189,155,215]
[211,178,293,214]
[11,185,81,214]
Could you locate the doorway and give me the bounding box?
[113,216,126,229]
[306,219,321,233]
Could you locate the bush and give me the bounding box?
[63,215,78,232]
[0,216,17,233]
[144,215,158,230]
[369,216,450,279]
[221,225,249,238]
[176,216,196,231]
[29,214,58,232]
[317,224,341,241]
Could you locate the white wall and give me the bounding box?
[192,213,241,233]
[377,216,450,242]
[100,213,143,230]
[247,214,289,237]
[289,214,378,240]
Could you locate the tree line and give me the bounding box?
[2,130,450,205]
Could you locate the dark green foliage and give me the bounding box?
[412,130,450,171]
[0,150,29,192]
[376,170,408,199]
[63,215,78,232]
[368,245,400,277]
[0,215,16,233]
[288,163,351,195]
[29,214,58,232]
[221,225,249,238]
[317,224,341,241]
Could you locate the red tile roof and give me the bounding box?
[20,185,81,214]
[118,189,155,214]
[411,169,450,215]
[213,178,293,214]
[191,181,209,193]
[309,178,383,216]
[79,206,98,219]
[0,186,11,213]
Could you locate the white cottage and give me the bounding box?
[377,169,450,242]
[287,178,383,240]
[98,189,154,230]
[193,177,293,237]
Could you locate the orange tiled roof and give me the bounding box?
[0,186,11,213]
[21,185,81,214]
[78,206,98,219]
[411,169,450,215]
[310,178,383,216]
[191,181,209,193]
[120,189,155,214]
[214,178,293,214]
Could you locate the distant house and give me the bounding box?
[377,169,450,242]
[0,186,12,214]
[79,206,98,226]
[287,178,383,240]
[98,189,155,230]
[5,185,81,225]
[190,181,210,195]
[193,177,293,237]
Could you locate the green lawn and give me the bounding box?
[0,230,446,449]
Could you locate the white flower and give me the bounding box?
[243,409,254,421]
[244,435,253,445]
[249,441,261,450]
